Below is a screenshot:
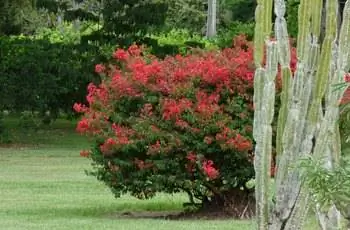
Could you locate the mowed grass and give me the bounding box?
[0,117,317,229]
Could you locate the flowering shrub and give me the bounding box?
[75,35,296,216]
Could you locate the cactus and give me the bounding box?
[253,0,350,229]
[253,41,278,230]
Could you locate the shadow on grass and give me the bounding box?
[10,194,187,220]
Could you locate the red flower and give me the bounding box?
[195,91,220,117]
[76,118,89,133]
[95,64,105,74]
[202,160,219,180]
[186,152,197,162]
[100,138,117,155]
[86,83,97,104]
[128,44,142,56]
[106,138,117,145]
[345,73,350,82]
[226,134,252,152]
[113,49,129,60]
[73,103,88,113]
[162,98,192,120]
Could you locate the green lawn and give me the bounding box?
[0,118,317,229]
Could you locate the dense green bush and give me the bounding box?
[144,29,217,57]
[215,21,255,48]
[0,36,104,117]
[151,29,216,49]
[80,28,218,58]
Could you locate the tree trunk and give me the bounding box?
[201,189,255,219]
[206,0,217,38]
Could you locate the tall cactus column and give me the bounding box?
[253,41,278,230]
[253,0,350,229]
[313,1,350,229]
[253,0,276,229]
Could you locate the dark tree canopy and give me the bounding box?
[101,0,168,36]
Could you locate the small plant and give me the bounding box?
[298,156,350,227]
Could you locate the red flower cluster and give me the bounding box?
[195,91,221,118]
[215,127,253,152]
[100,138,117,155]
[162,98,192,120]
[202,160,219,180]
[76,118,90,133]
[226,134,253,152]
[95,64,105,74]
[73,103,88,113]
[113,49,129,60]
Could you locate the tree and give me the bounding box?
[165,0,206,33]
[253,0,350,229]
[99,0,167,37]
[220,0,255,25]
[0,0,38,35]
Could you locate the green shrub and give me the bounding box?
[215,21,255,48]
[144,29,217,57]
[150,29,214,48]
[298,156,350,221]
[34,21,100,44]
[0,36,105,116]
